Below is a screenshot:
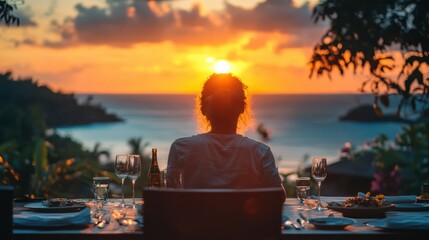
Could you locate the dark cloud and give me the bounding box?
[225,0,317,34]
[16,9,37,26]
[0,8,37,27]
[43,0,235,48]
[37,0,325,49]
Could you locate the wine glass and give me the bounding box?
[128,155,141,208]
[312,157,327,211]
[166,168,184,188]
[295,177,310,210]
[115,154,129,207]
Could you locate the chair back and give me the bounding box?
[0,185,14,239]
[143,187,284,240]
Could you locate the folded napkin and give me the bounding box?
[385,213,429,230]
[357,192,416,203]
[14,208,91,228]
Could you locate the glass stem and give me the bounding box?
[317,182,322,210]
[132,179,136,207]
[121,178,125,206]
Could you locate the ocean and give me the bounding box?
[57,94,405,173]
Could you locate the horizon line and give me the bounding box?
[75,92,371,95]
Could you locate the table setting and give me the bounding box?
[12,153,145,240]
[281,156,429,238]
[11,155,429,240]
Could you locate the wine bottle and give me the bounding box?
[148,148,162,188]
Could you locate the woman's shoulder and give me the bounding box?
[240,135,271,151]
[172,134,207,146]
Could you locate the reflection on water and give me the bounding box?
[58,94,404,172]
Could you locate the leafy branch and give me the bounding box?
[310,0,429,118]
[0,0,20,26]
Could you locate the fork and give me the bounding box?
[284,219,301,230]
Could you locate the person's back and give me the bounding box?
[167,73,284,199]
[168,133,280,189]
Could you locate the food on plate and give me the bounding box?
[328,192,389,208]
[42,198,84,207]
[420,193,429,200]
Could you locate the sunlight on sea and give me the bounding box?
[58,94,404,173]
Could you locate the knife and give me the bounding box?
[299,212,308,223]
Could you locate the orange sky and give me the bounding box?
[0,0,365,94]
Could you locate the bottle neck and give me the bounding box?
[151,148,158,166]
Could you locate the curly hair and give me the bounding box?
[196,73,253,133]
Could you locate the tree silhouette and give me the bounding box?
[0,0,20,26]
[310,0,429,117]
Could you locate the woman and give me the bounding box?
[167,73,284,193]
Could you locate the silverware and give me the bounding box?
[297,218,305,228]
[284,220,301,230]
[298,212,308,223]
[283,216,301,230]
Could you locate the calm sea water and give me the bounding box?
[57,94,405,172]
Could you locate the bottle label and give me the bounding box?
[148,173,162,187]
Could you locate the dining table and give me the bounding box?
[12,196,429,240]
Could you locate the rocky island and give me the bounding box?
[0,72,122,128]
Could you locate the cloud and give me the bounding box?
[226,0,317,34]
[0,8,37,27]
[32,0,325,49]
[43,0,236,48]
[44,0,57,17]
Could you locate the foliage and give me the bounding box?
[370,121,429,195]
[310,0,429,117]
[0,72,122,128]
[0,0,20,26]
[0,72,122,198]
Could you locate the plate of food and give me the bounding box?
[309,217,356,230]
[327,193,394,218]
[24,198,86,212]
[417,193,429,203]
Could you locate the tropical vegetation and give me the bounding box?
[310,0,429,195]
[0,72,149,198]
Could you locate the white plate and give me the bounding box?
[24,202,86,213]
[367,220,429,230]
[309,217,356,229]
[394,203,429,211]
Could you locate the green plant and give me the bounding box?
[370,121,429,194]
[0,0,20,26]
[310,0,429,117]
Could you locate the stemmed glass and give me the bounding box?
[115,154,129,207]
[295,177,310,210]
[128,155,141,208]
[312,157,327,211]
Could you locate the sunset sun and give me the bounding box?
[214,60,231,73]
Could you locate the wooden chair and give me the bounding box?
[0,185,14,240]
[143,187,284,240]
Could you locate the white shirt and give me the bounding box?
[167,133,282,189]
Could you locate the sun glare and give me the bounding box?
[214,60,231,73]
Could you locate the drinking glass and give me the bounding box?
[421,182,429,199]
[295,177,310,210]
[161,169,167,188]
[115,154,129,207]
[312,157,327,211]
[166,168,184,188]
[93,177,109,203]
[128,155,141,207]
